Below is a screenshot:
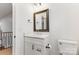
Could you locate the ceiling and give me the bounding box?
[0,3,12,19]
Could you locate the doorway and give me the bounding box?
[0,3,12,55]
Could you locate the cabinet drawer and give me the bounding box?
[24,37,46,45]
[25,41,46,55]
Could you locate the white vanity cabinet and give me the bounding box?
[24,34,49,55]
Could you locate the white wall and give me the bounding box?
[14,3,79,55]
[13,4,27,54]
[0,14,12,32]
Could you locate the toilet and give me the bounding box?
[58,40,78,55]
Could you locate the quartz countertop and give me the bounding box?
[24,33,49,39]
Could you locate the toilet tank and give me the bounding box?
[58,40,78,55]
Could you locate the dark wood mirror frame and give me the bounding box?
[33,9,49,32]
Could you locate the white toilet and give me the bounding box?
[58,40,78,55]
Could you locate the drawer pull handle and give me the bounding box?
[36,48,41,52]
[32,44,34,50]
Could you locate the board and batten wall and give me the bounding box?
[13,3,79,55]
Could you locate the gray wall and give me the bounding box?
[0,14,12,32]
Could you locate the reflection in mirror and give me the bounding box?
[33,9,49,32]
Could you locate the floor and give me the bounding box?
[0,48,12,55]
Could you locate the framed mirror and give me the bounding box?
[33,9,49,32]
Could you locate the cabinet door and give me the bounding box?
[25,41,35,55]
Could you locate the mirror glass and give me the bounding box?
[33,9,49,32]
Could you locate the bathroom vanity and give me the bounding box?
[24,34,50,55]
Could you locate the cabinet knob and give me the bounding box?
[59,42,62,45]
[14,36,16,38]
